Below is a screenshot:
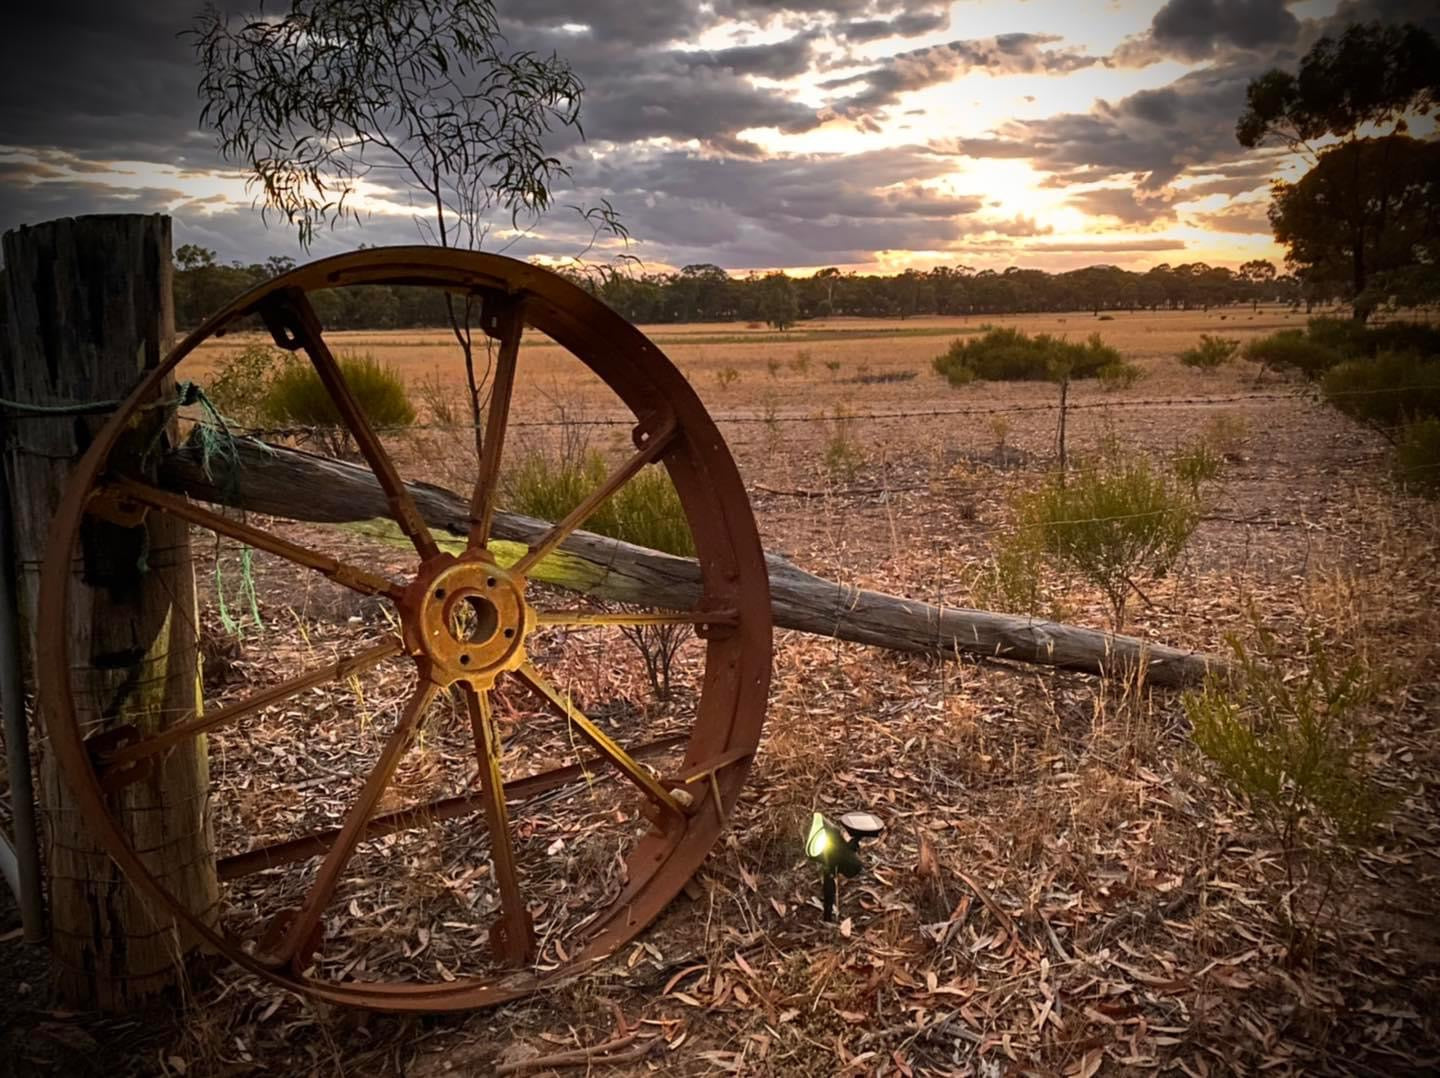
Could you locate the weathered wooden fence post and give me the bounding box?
[0,214,217,1008]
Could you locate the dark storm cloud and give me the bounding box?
[949,57,1260,190]
[1066,187,1177,225]
[825,34,1102,118]
[0,176,188,238]
[678,34,820,79]
[0,2,215,166]
[564,145,1017,268]
[1114,0,1299,65]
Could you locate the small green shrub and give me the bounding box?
[1202,413,1248,455]
[1178,334,1239,371]
[505,451,694,700]
[1393,417,1440,496]
[767,358,782,379]
[1172,438,1225,493]
[824,359,842,379]
[823,406,864,483]
[789,349,812,375]
[715,366,740,391]
[1243,331,1342,379]
[262,351,414,457]
[1308,317,1440,359]
[414,367,464,427]
[1321,352,1440,432]
[1096,359,1143,392]
[1011,451,1201,630]
[1187,625,1393,955]
[933,327,1120,385]
[205,342,283,425]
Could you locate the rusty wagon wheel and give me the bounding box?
[38,247,772,1011]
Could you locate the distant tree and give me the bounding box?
[760,272,799,331]
[1238,259,1277,310]
[190,0,623,458]
[1238,20,1440,318]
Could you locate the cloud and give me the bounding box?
[1175,156,1289,197]
[1114,0,1299,65]
[1025,239,1188,253]
[1187,203,1272,234]
[950,56,1262,190]
[676,34,819,78]
[1067,187,1177,225]
[826,34,1101,118]
[839,11,950,42]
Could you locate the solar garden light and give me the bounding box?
[804,811,884,921]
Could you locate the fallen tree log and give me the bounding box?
[159,437,1222,686]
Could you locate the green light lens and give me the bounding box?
[805,812,829,859]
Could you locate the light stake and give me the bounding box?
[804,810,884,921]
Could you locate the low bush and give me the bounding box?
[1096,359,1143,392]
[1307,316,1440,359]
[823,408,865,483]
[1172,438,1225,493]
[1393,417,1440,496]
[1187,625,1392,955]
[1178,334,1239,371]
[1010,450,1202,631]
[262,351,414,457]
[933,327,1120,385]
[505,451,694,699]
[1243,331,1342,379]
[1321,351,1440,432]
[506,452,693,557]
[205,342,283,426]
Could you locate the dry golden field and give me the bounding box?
[10,306,1439,1076]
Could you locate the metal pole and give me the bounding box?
[0,451,45,941]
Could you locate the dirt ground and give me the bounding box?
[3,308,1438,1076]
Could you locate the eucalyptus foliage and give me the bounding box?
[192,0,587,249]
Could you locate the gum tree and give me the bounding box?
[191,0,623,455]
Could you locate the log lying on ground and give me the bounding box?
[160,438,1222,687]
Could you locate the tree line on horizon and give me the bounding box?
[174,245,1306,332]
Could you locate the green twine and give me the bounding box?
[214,545,263,638]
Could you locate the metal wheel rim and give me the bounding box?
[37,246,772,1011]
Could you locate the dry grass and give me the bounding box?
[5,306,1439,1076]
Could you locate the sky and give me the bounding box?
[1,0,1436,277]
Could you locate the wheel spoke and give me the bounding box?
[510,419,679,578]
[264,678,438,970]
[536,607,737,629]
[259,288,440,560]
[468,299,524,550]
[510,662,684,818]
[216,734,688,880]
[106,477,403,601]
[93,640,402,780]
[461,685,534,964]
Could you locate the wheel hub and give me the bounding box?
[402,554,532,687]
